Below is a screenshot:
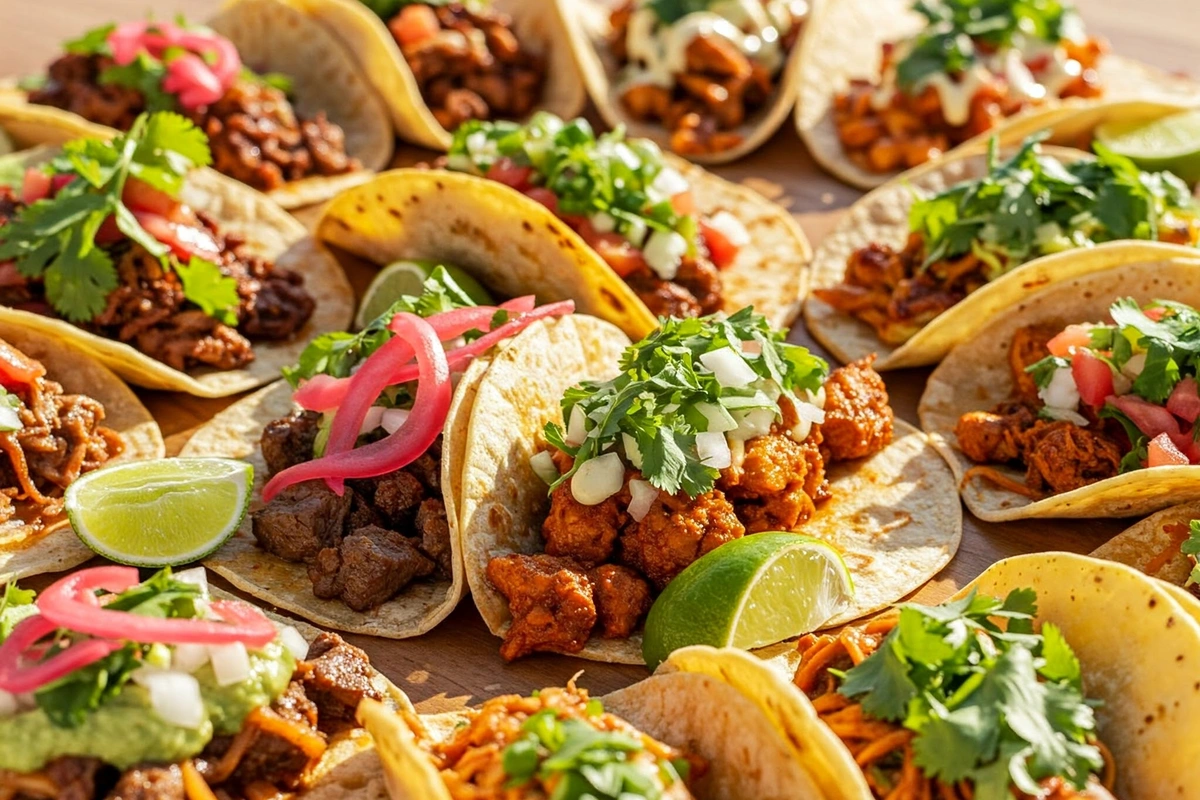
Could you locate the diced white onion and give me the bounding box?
[1122,352,1147,380]
[790,398,826,442]
[807,386,827,410]
[1038,367,1080,411]
[706,210,751,247]
[381,408,411,434]
[696,401,737,433]
[566,405,588,446]
[0,690,17,717]
[699,347,758,388]
[627,479,660,522]
[529,450,560,486]
[731,407,777,441]
[279,626,310,662]
[1041,406,1089,427]
[696,432,732,469]
[643,230,688,280]
[590,212,617,234]
[570,452,626,506]
[1112,372,1133,396]
[651,166,690,199]
[134,669,205,730]
[173,567,210,598]
[623,217,648,248]
[445,153,475,173]
[360,406,386,435]
[172,643,210,674]
[729,437,746,469]
[208,642,251,688]
[622,433,644,469]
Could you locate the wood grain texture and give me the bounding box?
[0,0,1193,711]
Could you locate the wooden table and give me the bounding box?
[0,0,1194,711]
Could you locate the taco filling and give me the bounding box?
[486,309,893,660]
[252,269,572,613]
[376,0,548,131]
[446,113,749,318]
[0,339,123,537]
[0,567,389,799]
[608,0,804,156]
[0,112,315,373]
[814,138,1200,346]
[26,19,360,192]
[956,297,1200,498]
[835,0,1106,173]
[793,589,1117,799]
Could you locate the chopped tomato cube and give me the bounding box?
[670,191,695,216]
[1143,306,1168,322]
[1070,350,1113,408]
[50,174,75,194]
[95,216,123,245]
[122,178,197,226]
[700,221,739,270]
[388,4,440,48]
[485,158,534,191]
[0,338,46,389]
[582,228,648,278]
[20,168,51,205]
[522,187,560,215]
[1148,432,1190,467]
[133,211,222,262]
[1046,324,1094,357]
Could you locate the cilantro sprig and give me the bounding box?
[838,589,1104,796]
[546,308,827,497]
[1182,519,1200,586]
[910,136,1198,272]
[0,582,37,641]
[0,112,240,324]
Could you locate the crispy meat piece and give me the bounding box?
[1009,325,1060,406]
[1022,421,1122,495]
[590,564,652,639]
[331,526,436,612]
[486,553,597,661]
[542,481,628,567]
[819,357,894,461]
[104,764,185,800]
[624,257,723,320]
[260,410,321,476]
[7,757,104,800]
[297,632,384,735]
[415,498,453,576]
[252,482,351,562]
[29,54,145,129]
[371,470,427,526]
[621,489,744,589]
[955,402,1038,463]
[720,430,825,532]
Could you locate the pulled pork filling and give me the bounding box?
[0,187,315,372]
[609,0,801,156]
[252,410,451,612]
[487,357,893,661]
[29,54,360,192]
[0,340,123,537]
[389,3,547,131]
[6,633,384,800]
[955,325,1123,497]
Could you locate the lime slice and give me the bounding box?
[642,532,854,670]
[1095,110,1200,183]
[65,458,253,567]
[355,259,494,329]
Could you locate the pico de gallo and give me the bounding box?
[0,567,390,798]
[25,18,360,192]
[0,112,315,373]
[836,0,1107,174]
[250,268,573,613]
[608,0,806,156]
[446,112,749,318]
[815,137,1200,346]
[956,298,1200,498]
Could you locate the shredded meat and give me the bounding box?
[1022,421,1122,494]
[1009,325,1059,406]
[390,3,546,130]
[625,256,724,320]
[485,553,597,661]
[955,402,1039,463]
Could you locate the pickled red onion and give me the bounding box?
[106,21,241,111]
[0,616,122,694]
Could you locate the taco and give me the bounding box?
[796,0,1200,189]
[805,132,1200,370]
[919,255,1200,522]
[319,113,810,340]
[457,306,961,665]
[0,105,353,398]
[283,0,585,151]
[13,6,393,208]
[555,0,807,163]
[0,565,405,799]
[1092,500,1200,597]
[788,551,1200,799]
[358,644,844,800]
[0,323,163,581]
[182,267,584,638]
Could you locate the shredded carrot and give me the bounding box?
[1144,522,1192,575]
[961,465,1041,498]
[181,761,220,800]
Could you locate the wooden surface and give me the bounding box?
[1,0,1195,711]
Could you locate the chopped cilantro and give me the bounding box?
[0,582,37,641]
[174,258,240,325]
[838,589,1104,796]
[0,386,24,433]
[1182,519,1200,586]
[645,0,717,24]
[1024,354,1069,390]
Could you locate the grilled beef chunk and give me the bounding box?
[415,498,453,576]
[367,470,426,525]
[297,633,385,734]
[261,410,322,476]
[103,764,184,800]
[337,526,435,611]
[252,482,351,562]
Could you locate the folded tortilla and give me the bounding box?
[0,103,355,398]
[919,251,1200,521]
[0,322,165,581]
[284,0,586,151]
[1092,500,1200,590]
[795,0,1200,189]
[455,309,961,664]
[316,166,811,341]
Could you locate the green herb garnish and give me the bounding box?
[1182,519,1200,586]
[0,582,37,641]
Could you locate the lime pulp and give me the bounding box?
[355,259,494,329]
[1095,110,1200,183]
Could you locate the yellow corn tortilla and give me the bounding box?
[358,645,839,800]
[1092,500,1200,589]
[456,310,961,665]
[284,0,586,151]
[556,0,806,165]
[795,0,1200,189]
[316,166,811,341]
[919,252,1200,521]
[0,323,165,581]
[0,103,355,398]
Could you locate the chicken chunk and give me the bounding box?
[719,430,825,532]
[819,356,894,461]
[590,565,652,639]
[621,490,744,589]
[542,482,627,567]
[486,554,597,661]
[955,402,1038,463]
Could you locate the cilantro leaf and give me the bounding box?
[0,582,38,642]
[173,258,240,325]
[1182,520,1200,586]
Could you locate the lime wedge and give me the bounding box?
[642,533,854,670]
[65,458,253,567]
[1095,110,1200,183]
[355,259,494,329]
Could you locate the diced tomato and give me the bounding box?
[1167,377,1200,424]
[1143,306,1168,322]
[583,230,648,278]
[1070,350,1113,408]
[670,191,695,216]
[0,339,46,390]
[522,187,560,215]
[95,216,123,245]
[122,178,197,225]
[1025,54,1051,73]
[485,158,534,192]
[1148,432,1190,467]
[1046,324,1094,357]
[50,174,75,195]
[0,262,24,288]
[133,211,222,262]
[20,169,51,205]
[388,4,440,48]
[1107,394,1182,441]
[700,221,739,270]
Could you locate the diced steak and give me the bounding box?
[297,633,385,735]
[415,498,453,576]
[371,471,426,525]
[337,526,436,611]
[103,764,184,800]
[252,483,351,562]
[260,410,321,476]
[308,547,345,600]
